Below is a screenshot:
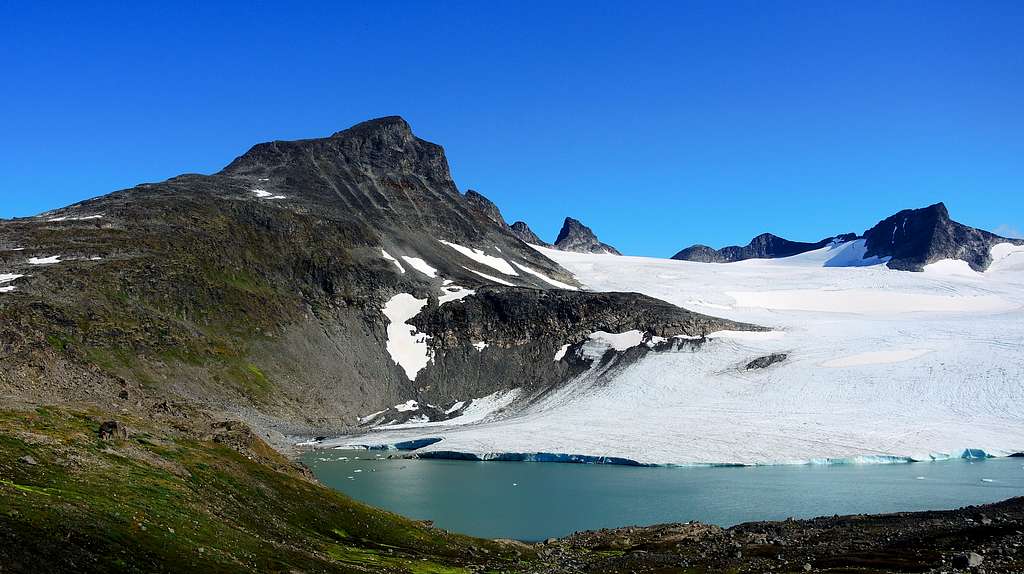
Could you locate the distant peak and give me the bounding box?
[554,217,621,255]
[510,220,549,246]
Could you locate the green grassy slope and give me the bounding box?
[0,406,532,573]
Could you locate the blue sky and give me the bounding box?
[2,2,1022,255]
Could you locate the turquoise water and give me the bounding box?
[303,450,1024,541]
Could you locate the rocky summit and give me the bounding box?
[862,202,1021,271]
[553,217,622,255]
[510,220,551,246]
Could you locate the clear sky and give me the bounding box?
[2,2,1022,256]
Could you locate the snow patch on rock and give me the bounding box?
[464,267,515,286]
[553,343,571,362]
[382,294,432,381]
[438,284,475,306]
[381,250,405,274]
[29,255,62,265]
[401,256,438,278]
[512,262,577,290]
[439,240,518,276]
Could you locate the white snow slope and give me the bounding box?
[332,241,1024,465]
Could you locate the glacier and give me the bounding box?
[326,241,1024,465]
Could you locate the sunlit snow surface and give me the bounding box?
[342,241,1024,465]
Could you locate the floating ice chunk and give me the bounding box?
[439,284,475,306]
[353,469,363,473]
[472,341,487,352]
[382,294,432,380]
[915,476,926,480]
[381,250,405,274]
[822,349,931,368]
[463,267,515,286]
[29,255,61,265]
[395,400,419,412]
[981,478,994,483]
[512,262,577,290]
[553,343,571,362]
[402,256,438,278]
[439,240,518,275]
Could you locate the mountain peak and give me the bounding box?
[861,202,1012,271]
[510,221,550,246]
[554,217,621,255]
[220,115,451,185]
[463,189,508,228]
[329,115,414,141]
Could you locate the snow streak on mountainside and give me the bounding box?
[332,240,1024,465]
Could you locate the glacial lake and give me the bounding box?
[303,450,1024,541]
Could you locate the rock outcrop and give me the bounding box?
[510,221,550,246]
[553,217,621,255]
[862,202,1023,271]
[464,189,508,229]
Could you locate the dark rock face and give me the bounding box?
[98,421,129,441]
[463,190,507,229]
[862,202,1023,271]
[673,233,853,263]
[510,221,550,246]
[745,353,787,370]
[553,217,621,255]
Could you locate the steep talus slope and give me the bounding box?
[0,116,742,439]
[552,217,621,255]
[863,202,1024,271]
